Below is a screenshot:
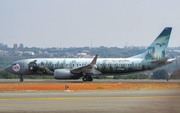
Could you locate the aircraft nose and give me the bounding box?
[4,65,13,73]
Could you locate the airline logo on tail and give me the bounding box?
[145,27,172,60]
[133,27,172,60]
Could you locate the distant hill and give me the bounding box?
[170,69,180,79]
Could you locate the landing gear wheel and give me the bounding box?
[82,76,87,82]
[88,76,93,81]
[82,76,93,82]
[19,76,23,82]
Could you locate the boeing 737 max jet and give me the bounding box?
[5,27,174,82]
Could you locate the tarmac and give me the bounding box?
[0,79,180,113]
[0,90,180,113]
[0,79,180,83]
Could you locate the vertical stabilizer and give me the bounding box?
[131,27,172,60]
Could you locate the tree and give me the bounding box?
[0,69,18,79]
[113,73,149,79]
[151,69,168,79]
[170,69,180,79]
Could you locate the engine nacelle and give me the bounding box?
[54,69,73,79]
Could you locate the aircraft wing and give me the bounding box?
[70,54,102,75]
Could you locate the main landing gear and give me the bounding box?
[82,75,93,82]
[19,75,24,82]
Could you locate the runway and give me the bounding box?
[0,90,180,113]
[0,79,180,83]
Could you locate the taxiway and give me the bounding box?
[0,79,180,83]
[0,90,180,113]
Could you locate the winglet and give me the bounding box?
[90,54,98,65]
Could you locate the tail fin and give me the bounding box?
[131,27,172,60]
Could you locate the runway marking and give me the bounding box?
[1,96,180,101]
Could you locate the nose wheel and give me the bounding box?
[19,76,24,82]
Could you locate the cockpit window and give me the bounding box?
[12,63,17,66]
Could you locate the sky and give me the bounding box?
[0,0,180,48]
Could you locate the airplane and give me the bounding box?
[5,27,174,82]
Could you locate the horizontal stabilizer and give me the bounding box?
[151,57,169,64]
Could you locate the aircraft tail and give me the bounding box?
[131,27,172,60]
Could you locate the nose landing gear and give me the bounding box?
[19,75,23,82]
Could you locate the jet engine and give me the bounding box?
[54,69,79,79]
